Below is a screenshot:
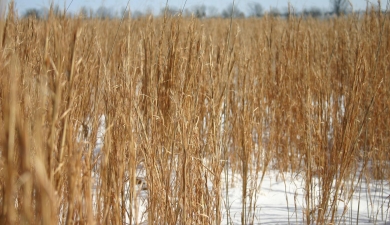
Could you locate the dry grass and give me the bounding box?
[0,3,390,224]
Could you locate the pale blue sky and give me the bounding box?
[9,0,389,16]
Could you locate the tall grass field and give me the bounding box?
[0,2,390,224]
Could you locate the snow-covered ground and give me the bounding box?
[220,169,390,224]
[91,163,389,224]
[90,115,390,224]
[106,167,390,224]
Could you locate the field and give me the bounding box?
[1,4,390,224]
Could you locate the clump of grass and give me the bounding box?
[0,2,389,224]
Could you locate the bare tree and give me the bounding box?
[96,6,113,19]
[79,6,93,18]
[36,4,63,18]
[268,7,281,17]
[330,0,349,16]
[160,6,180,17]
[221,4,245,18]
[192,5,206,18]
[248,3,263,17]
[23,8,42,19]
[303,7,323,18]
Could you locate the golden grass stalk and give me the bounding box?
[0,5,389,225]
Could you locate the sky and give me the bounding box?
[7,0,390,16]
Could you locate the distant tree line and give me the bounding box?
[22,1,383,20]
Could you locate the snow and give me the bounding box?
[89,115,390,224]
[220,169,390,224]
[89,162,390,224]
